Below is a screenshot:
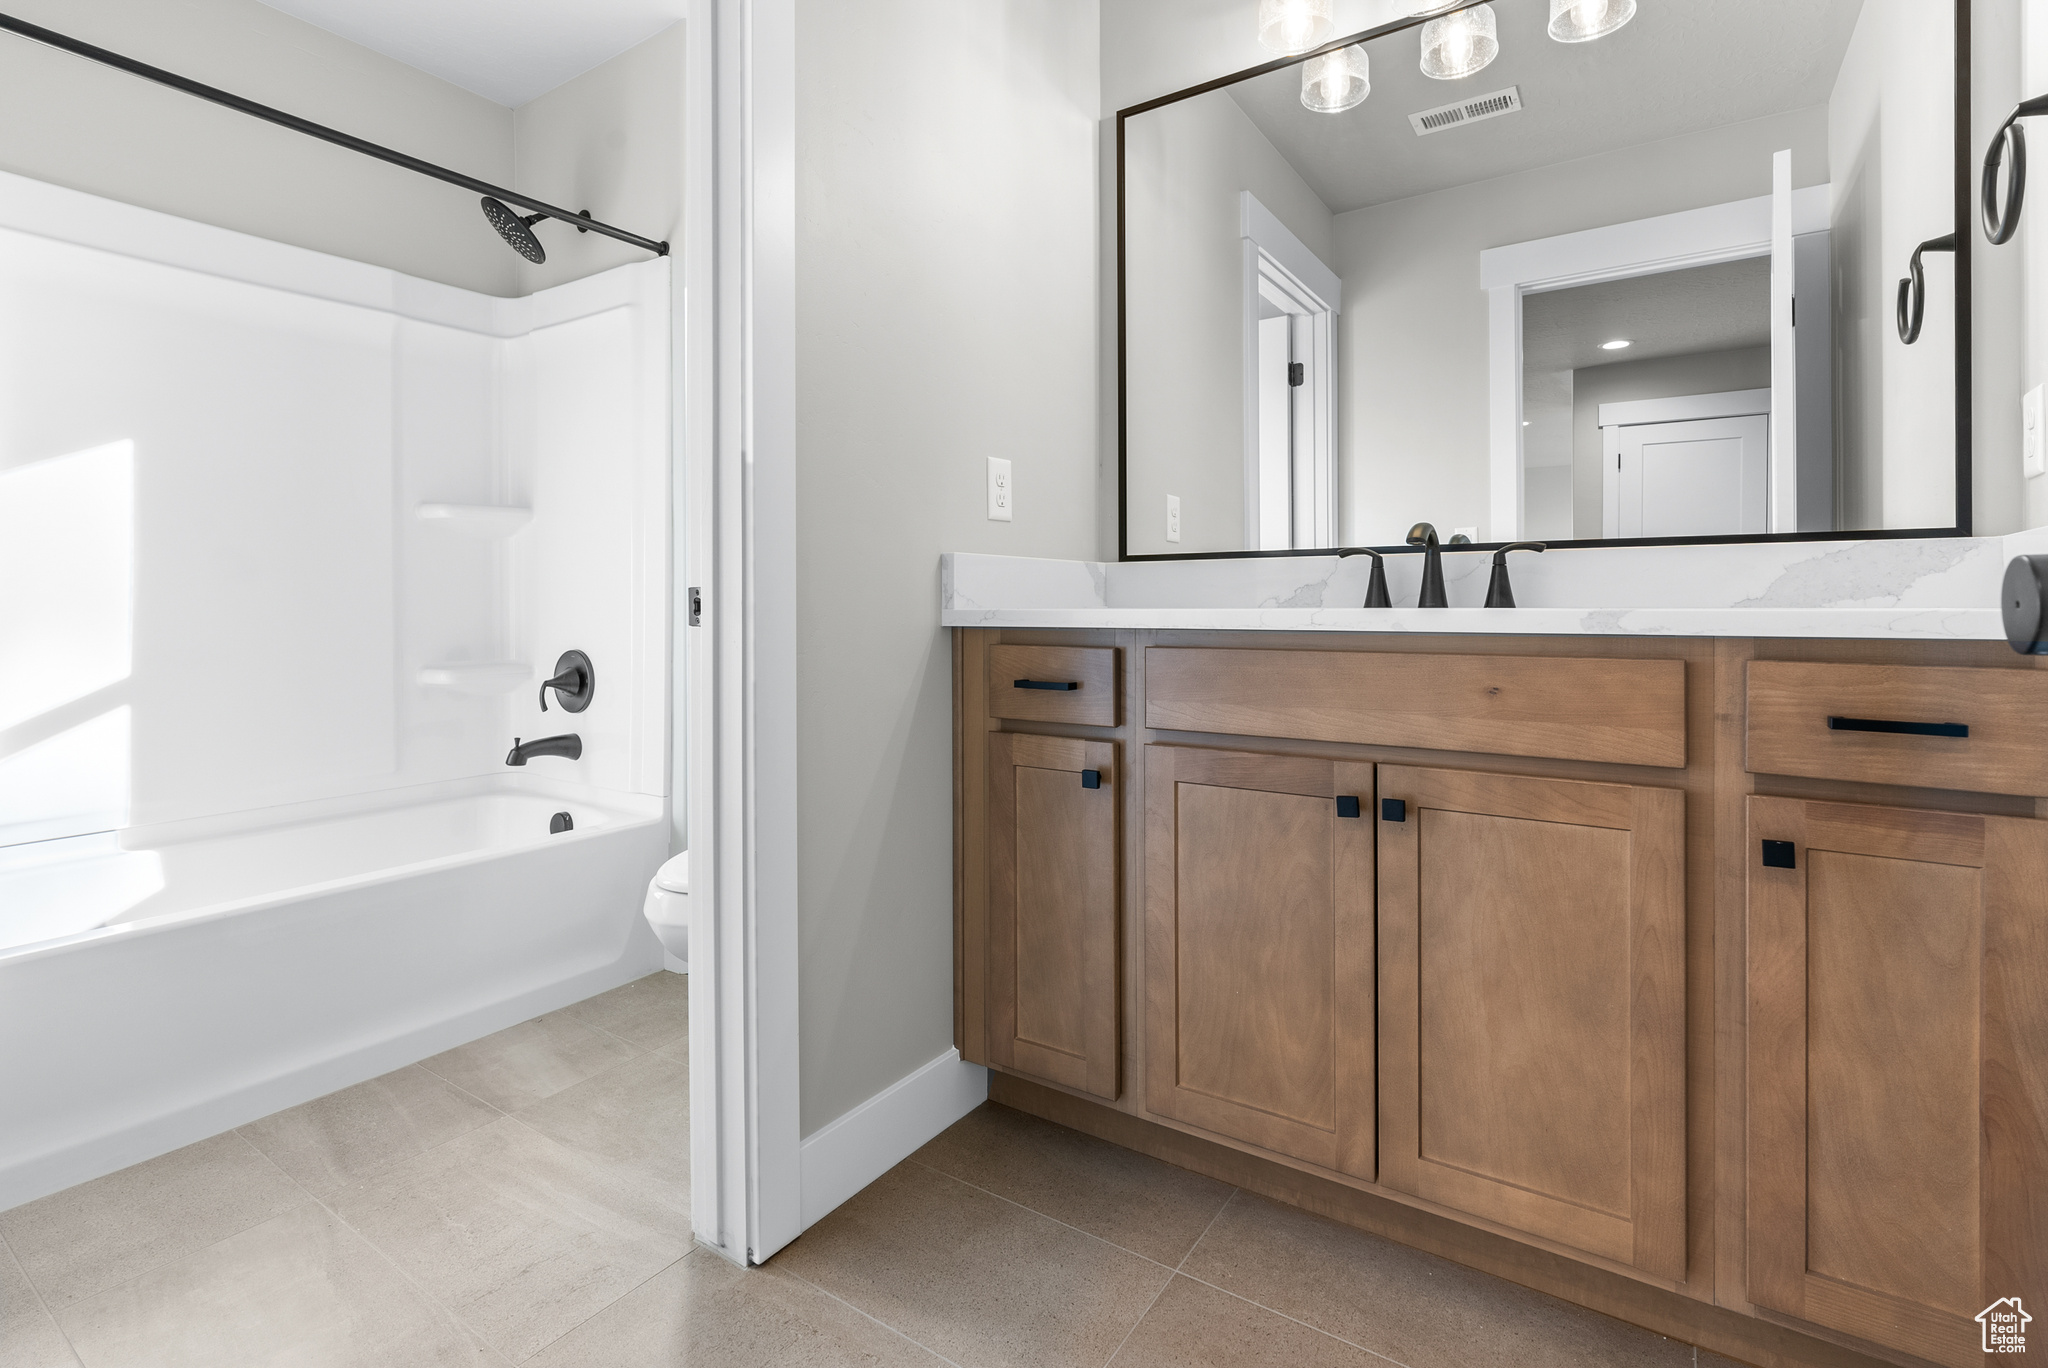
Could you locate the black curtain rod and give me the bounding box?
[0,10,669,258]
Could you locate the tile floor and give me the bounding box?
[1,971,1738,1367]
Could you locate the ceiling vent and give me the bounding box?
[1408,86,1523,136]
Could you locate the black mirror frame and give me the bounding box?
[1115,0,1972,562]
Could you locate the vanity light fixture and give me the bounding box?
[1258,0,1333,55]
[1601,338,1633,350]
[1302,44,1371,112]
[1420,3,1499,80]
[1549,0,1637,43]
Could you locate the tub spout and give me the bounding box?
[506,734,582,766]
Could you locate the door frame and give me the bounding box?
[686,0,804,1268]
[1240,192,1339,552]
[1480,186,1827,542]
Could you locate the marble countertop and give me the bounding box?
[941,532,2048,641]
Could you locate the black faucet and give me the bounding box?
[1407,523,1448,608]
[1484,543,1547,608]
[1336,548,1393,607]
[505,734,582,766]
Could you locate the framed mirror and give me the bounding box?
[1117,0,1970,559]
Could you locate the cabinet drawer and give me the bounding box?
[1746,661,2048,795]
[1145,647,1685,767]
[988,645,1119,727]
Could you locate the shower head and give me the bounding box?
[481,196,547,264]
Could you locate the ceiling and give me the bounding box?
[1210,0,1866,212]
[1522,256,1773,375]
[255,0,686,106]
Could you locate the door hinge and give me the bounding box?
[688,586,702,627]
[1288,362,1305,387]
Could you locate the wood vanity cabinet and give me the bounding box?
[1376,765,1686,1281]
[956,630,2048,1368]
[984,732,1119,1099]
[1746,795,2048,1368]
[1143,744,1376,1178]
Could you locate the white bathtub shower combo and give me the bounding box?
[0,170,674,1208]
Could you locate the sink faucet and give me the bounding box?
[505,734,582,766]
[1407,523,1448,608]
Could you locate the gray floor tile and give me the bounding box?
[913,1102,1234,1265]
[419,1013,639,1112]
[562,972,690,1052]
[55,1204,496,1368]
[0,1133,307,1311]
[0,1235,78,1368]
[513,1051,689,1210]
[1180,1192,1696,1368]
[325,1115,691,1362]
[526,1250,947,1367]
[238,1065,501,1196]
[1110,1274,1388,1368]
[775,1160,1173,1368]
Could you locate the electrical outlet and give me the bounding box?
[2027,386,2045,478]
[987,456,1013,521]
[1166,495,1182,543]
[1453,526,1479,542]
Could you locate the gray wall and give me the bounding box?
[794,0,1101,1135]
[513,23,685,294]
[1570,346,1773,537]
[0,0,519,296]
[1124,90,1334,556]
[1330,106,1828,548]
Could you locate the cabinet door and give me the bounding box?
[986,733,1119,1099]
[1144,745,1374,1178]
[1377,766,1685,1280]
[1748,797,2048,1368]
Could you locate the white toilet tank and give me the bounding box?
[642,850,689,971]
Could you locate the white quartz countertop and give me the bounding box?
[940,533,2048,641]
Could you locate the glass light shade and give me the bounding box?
[1258,0,1334,55]
[1407,2,1463,13]
[1549,0,1636,42]
[1420,3,1498,79]
[1301,45,1371,112]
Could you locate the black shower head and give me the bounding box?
[481,196,547,264]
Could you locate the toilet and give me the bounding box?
[642,850,689,972]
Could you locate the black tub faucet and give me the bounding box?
[506,734,582,766]
[1407,523,1447,608]
[1484,543,1547,608]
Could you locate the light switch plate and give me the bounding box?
[2027,386,2045,478]
[1166,494,1182,543]
[987,456,1013,521]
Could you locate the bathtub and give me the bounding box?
[0,776,669,1210]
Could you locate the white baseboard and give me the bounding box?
[798,1048,988,1230]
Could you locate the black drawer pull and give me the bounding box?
[1381,799,1407,823]
[1336,796,1361,819]
[1827,715,1969,739]
[1081,769,1102,789]
[1014,679,1080,691]
[1762,840,1797,869]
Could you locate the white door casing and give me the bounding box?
[1241,192,1339,550]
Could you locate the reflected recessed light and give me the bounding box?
[1601,339,1633,350]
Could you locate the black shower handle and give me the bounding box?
[1984,94,2048,245]
[1896,234,1956,346]
[538,667,581,712]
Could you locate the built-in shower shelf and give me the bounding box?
[414,503,533,538]
[417,662,532,696]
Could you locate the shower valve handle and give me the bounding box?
[537,651,595,714]
[539,667,582,712]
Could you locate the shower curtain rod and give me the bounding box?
[0,11,670,258]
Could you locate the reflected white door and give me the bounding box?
[1606,415,1770,538]
[1258,315,1294,548]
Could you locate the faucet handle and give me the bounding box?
[1484,543,1547,609]
[1337,548,1393,608]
